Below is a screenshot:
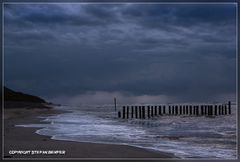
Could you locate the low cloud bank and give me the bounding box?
[49,91,175,105]
[49,91,236,106]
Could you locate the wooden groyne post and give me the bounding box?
[118,101,232,119]
[175,105,178,115]
[179,105,182,115]
[158,106,162,115]
[189,105,193,115]
[200,105,204,115]
[122,106,126,119]
[228,101,231,115]
[114,97,117,111]
[224,104,227,115]
[147,106,150,119]
[168,106,171,115]
[218,105,222,115]
[139,106,142,119]
[154,106,157,116]
[151,106,154,117]
[215,105,218,116]
[131,106,134,118]
[163,105,166,114]
[135,106,138,119]
[142,106,145,119]
[118,111,121,118]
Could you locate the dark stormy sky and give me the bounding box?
[4,3,237,104]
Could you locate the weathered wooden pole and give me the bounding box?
[222,104,225,115]
[151,106,154,117]
[189,105,192,115]
[126,106,129,119]
[209,105,213,116]
[204,105,208,115]
[202,105,204,115]
[221,104,224,115]
[179,105,182,115]
[142,106,145,119]
[194,106,196,115]
[175,105,178,115]
[172,106,175,115]
[154,106,157,116]
[200,105,203,116]
[205,105,207,115]
[208,105,211,116]
[211,105,214,116]
[147,106,151,119]
[196,105,199,116]
[139,106,142,119]
[206,105,209,115]
[158,105,162,115]
[214,105,218,116]
[131,106,134,118]
[195,106,198,116]
[207,105,210,116]
[219,105,222,115]
[224,104,227,115]
[205,105,208,116]
[193,106,196,115]
[163,105,166,114]
[168,106,171,115]
[122,106,126,119]
[228,101,231,115]
[186,105,189,115]
[183,105,186,115]
[114,97,117,111]
[118,111,121,118]
[205,105,209,116]
[172,105,175,115]
[135,106,138,118]
[218,105,222,115]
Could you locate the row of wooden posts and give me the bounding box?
[118,101,231,119]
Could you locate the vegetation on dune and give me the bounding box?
[4,87,46,103]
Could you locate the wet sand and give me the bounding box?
[3,107,177,159]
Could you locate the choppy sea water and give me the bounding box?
[17,103,237,159]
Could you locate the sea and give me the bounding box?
[17,103,237,159]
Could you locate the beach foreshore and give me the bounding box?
[3,107,177,159]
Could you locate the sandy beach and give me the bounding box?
[3,107,177,159]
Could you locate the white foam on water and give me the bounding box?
[17,104,237,159]
[16,124,49,128]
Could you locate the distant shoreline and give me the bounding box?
[3,106,177,159]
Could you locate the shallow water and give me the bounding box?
[17,103,237,159]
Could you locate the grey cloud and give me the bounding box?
[4,3,237,103]
[122,4,236,28]
[5,4,123,28]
